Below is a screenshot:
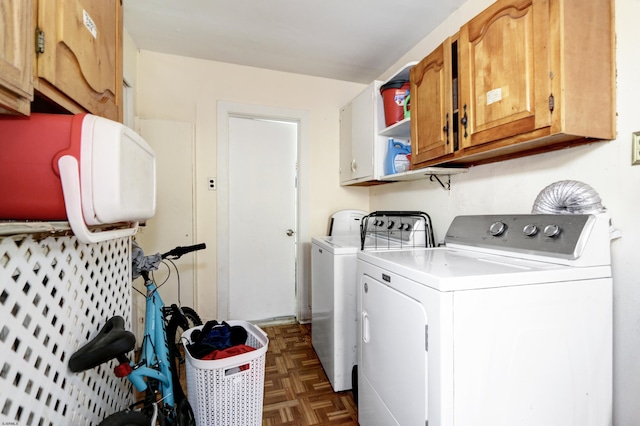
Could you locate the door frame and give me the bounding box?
[216,101,310,322]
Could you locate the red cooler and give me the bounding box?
[0,113,156,243]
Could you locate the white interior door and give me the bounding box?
[134,119,195,334]
[228,116,297,321]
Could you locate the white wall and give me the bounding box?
[371,0,640,424]
[134,53,369,321]
[122,30,137,88]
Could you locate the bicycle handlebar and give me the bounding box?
[161,243,206,260]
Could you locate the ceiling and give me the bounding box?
[122,0,466,84]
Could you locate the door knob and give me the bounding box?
[286,229,295,236]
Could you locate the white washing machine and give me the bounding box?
[312,211,434,392]
[311,209,366,392]
[312,234,362,392]
[357,213,613,426]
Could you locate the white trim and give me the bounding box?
[217,102,311,322]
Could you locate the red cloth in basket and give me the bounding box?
[201,344,256,370]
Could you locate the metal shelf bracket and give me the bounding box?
[429,174,451,190]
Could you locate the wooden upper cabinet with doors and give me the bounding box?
[35,0,123,122]
[0,0,34,116]
[0,0,123,121]
[410,40,454,166]
[458,0,545,150]
[411,0,615,169]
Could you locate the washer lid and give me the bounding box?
[312,235,361,254]
[357,248,611,292]
[328,209,366,236]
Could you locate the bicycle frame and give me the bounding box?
[68,243,206,425]
[126,270,176,410]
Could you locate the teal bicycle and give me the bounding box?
[69,243,205,425]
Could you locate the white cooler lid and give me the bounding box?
[79,114,156,226]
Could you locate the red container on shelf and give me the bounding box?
[380,80,410,127]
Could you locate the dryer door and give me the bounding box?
[359,274,428,425]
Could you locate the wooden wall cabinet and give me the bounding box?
[411,0,615,169]
[0,0,123,121]
[458,0,545,151]
[35,0,123,122]
[410,40,455,166]
[0,0,34,116]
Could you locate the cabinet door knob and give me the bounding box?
[443,113,450,145]
[461,104,469,138]
[351,159,357,172]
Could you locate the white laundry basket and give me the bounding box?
[182,321,269,426]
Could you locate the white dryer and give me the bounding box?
[356,213,613,426]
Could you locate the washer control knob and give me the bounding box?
[387,220,395,230]
[543,224,561,238]
[523,224,538,237]
[489,221,507,237]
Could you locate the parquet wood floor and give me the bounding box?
[177,322,358,425]
[260,322,358,426]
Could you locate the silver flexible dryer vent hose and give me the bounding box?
[532,180,606,215]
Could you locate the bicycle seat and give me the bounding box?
[68,316,136,373]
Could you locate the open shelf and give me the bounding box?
[0,221,71,236]
[381,166,468,182]
[377,62,469,187]
[378,62,416,139]
[379,118,410,138]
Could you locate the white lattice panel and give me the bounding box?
[0,235,133,426]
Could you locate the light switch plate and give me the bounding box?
[632,132,640,165]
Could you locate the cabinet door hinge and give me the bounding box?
[36,28,45,55]
[549,94,555,112]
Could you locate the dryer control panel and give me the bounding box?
[444,214,596,259]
